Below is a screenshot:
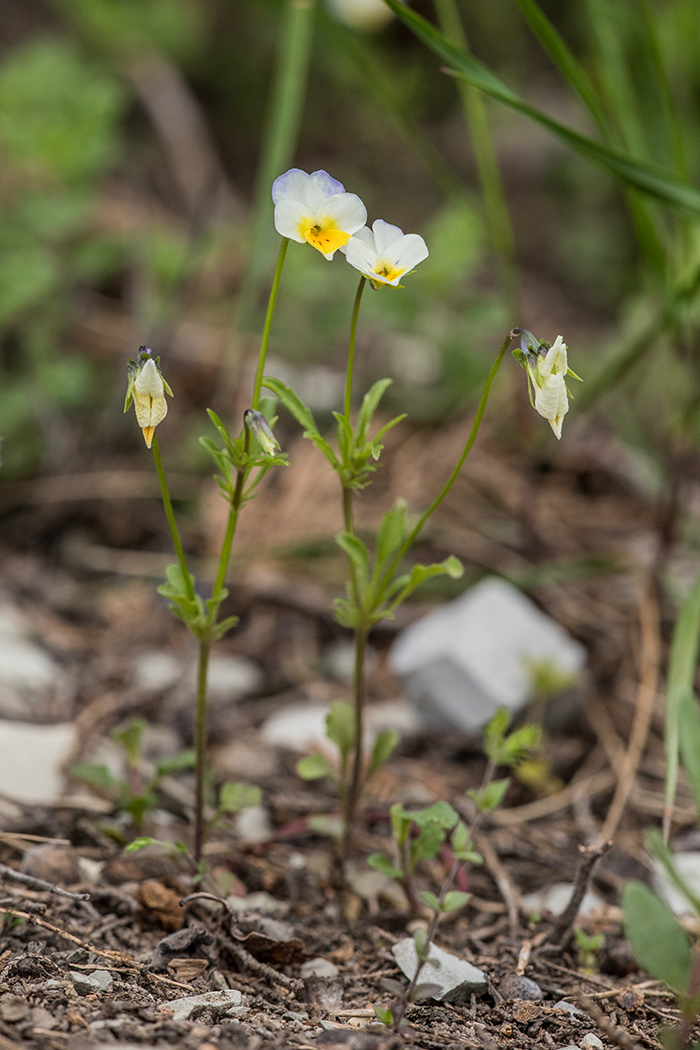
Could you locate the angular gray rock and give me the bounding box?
[390,576,586,732]
[392,938,486,1003]
[163,989,247,1021]
[69,970,113,994]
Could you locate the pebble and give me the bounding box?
[21,843,81,886]
[392,938,486,1003]
[132,651,181,691]
[553,1000,586,1018]
[580,1035,604,1049]
[69,970,114,995]
[390,576,586,732]
[651,852,700,916]
[261,699,419,754]
[498,974,543,1001]
[521,883,605,918]
[300,958,340,979]
[163,989,246,1022]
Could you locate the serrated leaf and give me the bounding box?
[296,753,333,781]
[367,852,404,880]
[622,880,692,993]
[211,615,240,641]
[369,730,399,776]
[218,781,261,813]
[326,701,356,760]
[412,801,460,829]
[442,891,470,913]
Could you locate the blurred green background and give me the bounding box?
[1,0,700,494]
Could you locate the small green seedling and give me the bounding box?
[573,928,604,974]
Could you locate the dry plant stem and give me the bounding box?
[0,864,89,902]
[597,580,660,845]
[550,841,612,947]
[474,833,520,937]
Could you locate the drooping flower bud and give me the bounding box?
[512,329,580,440]
[244,409,280,457]
[124,347,173,448]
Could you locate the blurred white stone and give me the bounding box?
[203,656,263,701]
[651,852,700,916]
[390,577,586,732]
[132,651,181,691]
[579,1035,604,1050]
[0,602,63,719]
[392,938,486,1002]
[234,804,272,845]
[163,989,246,1021]
[300,958,339,979]
[0,721,76,804]
[521,883,605,918]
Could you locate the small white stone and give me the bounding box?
[580,1035,604,1049]
[234,804,272,845]
[132,651,181,691]
[0,721,76,804]
[163,989,246,1022]
[553,1001,586,1018]
[70,970,113,995]
[226,892,290,917]
[206,656,263,700]
[392,938,486,1003]
[261,699,419,754]
[521,883,605,918]
[300,958,339,979]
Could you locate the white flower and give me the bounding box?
[344,219,429,287]
[125,348,172,448]
[272,168,367,259]
[325,0,395,31]
[527,336,573,440]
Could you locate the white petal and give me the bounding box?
[317,192,367,235]
[305,169,347,210]
[271,168,346,212]
[540,336,567,378]
[344,235,380,277]
[535,374,568,438]
[387,233,429,272]
[134,359,163,399]
[339,225,374,255]
[371,219,405,255]
[273,198,313,241]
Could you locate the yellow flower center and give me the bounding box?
[372,258,406,285]
[300,217,350,254]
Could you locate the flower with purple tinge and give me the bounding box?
[124,347,172,448]
[344,219,429,288]
[272,168,367,259]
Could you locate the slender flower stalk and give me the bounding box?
[344,275,367,419]
[251,237,290,410]
[151,435,195,605]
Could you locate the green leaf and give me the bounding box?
[336,532,370,577]
[679,689,700,817]
[70,763,119,791]
[413,928,428,956]
[442,891,470,913]
[296,753,333,781]
[666,571,700,832]
[211,615,240,642]
[451,820,470,854]
[218,781,261,813]
[262,376,320,435]
[124,836,156,853]
[411,801,459,829]
[326,701,356,760]
[419,891,441,912]
[373,1005,393,1026]
[369,730,399,776]
[367,852,403,880]
[113,719,145,766]
[412,822,447,864]
[390,801,413,845]
[647,829,700,920]
[155,749,195,777]
[381,0,700,216]
[356,377,392,443]
[468,777,510,812]
[622,880,692,993]
[375,500,408,572]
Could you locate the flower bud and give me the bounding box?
[244,409,280,457]
[511,330,580,440]
[124,347,172,448]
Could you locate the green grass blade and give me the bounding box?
[510,0,608,134]
[381,0,700,217]
[664,570,700,840]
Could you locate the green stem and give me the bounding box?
[379,331,514,596]
[151,434,195,603]
[209,427,252,615]
[342,625,369,869]
[193,638,211,864]
[344,276,367,420]
[235,0,316,336]
[251,237,290,410]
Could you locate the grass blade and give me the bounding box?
[664,570,700,840]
